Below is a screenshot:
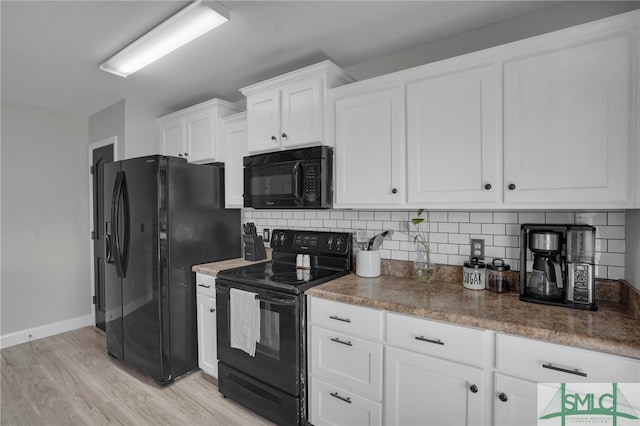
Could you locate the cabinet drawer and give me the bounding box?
[310,377,382,426]
[311,326,383,400]
[310,298,383,340]
[496,333,640,383]
[385,312,485,367]
[195,273,216,298]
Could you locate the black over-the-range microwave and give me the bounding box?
[243,146,333,209]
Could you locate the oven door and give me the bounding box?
[216,279,301,396]
[244,159,310,209]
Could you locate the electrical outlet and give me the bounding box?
[470,239,485,260]
[263,228,270,242]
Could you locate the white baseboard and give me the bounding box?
[0,314,94,349]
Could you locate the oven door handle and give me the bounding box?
[256,295,297,306]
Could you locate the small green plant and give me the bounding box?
[409,209,430,253]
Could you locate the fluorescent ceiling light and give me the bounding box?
[100,0,229,77]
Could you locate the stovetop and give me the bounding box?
[216,261,349,294]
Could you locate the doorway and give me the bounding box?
[89,137,116,331]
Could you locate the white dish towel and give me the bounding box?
[230,288,261,357]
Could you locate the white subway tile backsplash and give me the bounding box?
[448,212,470,222]
[597,226,625,240]
[244,208,627,279]
[438,222,459,233]
[482,223,506,235]
[459,223,482,234]
[608,212,625,226]
[546,212,574,223]
[519,211,545,223]
[608,240,625,253]
[470,212,493,223]
[493,212,518,224]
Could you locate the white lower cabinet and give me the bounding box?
[308,298,383,426]
[307,297,640,426]
[310,377,382,426]
[385,346,485,426]
[493,373,538,426]
[196,273,217,378]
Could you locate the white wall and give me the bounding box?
[1,100,91,340]
[124,100,172,159]
[345,1,640,80]
[625,210,640,291]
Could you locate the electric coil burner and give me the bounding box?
[215,229,352,425]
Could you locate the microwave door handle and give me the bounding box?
[292,161,303,203]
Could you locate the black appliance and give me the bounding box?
[103,155,241,384]
[216,229,352,425]
[243,146,333,209]
[520,224,597,311]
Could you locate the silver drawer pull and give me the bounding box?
[415,336,444,346]
[330,392,352,404]
[329,315,351,323]
[197,284,211,288]
[542,363,587,377]
[330,337,353,347]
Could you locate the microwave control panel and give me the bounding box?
[302,164,319,202]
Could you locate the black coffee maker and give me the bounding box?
[520,224,597,311]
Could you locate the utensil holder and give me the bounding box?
[243,235,267,261]
[356,250,381,278]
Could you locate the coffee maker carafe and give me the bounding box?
[527,230,564,300]
[520,224,597,311]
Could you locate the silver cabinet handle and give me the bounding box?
[542,363,587,377]
[329,315,351,323]
[330,392,352,404]
[197,284,211,288]
[415,336,444,346]
[330,337,352,346]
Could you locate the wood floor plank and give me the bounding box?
[0,327,275,425]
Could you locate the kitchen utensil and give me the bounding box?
[370,234,385,251]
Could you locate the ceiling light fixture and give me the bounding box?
[100,0,229,78]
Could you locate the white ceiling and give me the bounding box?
[1,0,566,117]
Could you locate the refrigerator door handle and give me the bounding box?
[120,173,130,278]
[105,221,114,263]
[112,171,125,278]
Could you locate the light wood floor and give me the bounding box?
[1,327,275,425]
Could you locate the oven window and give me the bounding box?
[257,302,280,359]
[250,164,294,196]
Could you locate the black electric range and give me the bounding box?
[215,229,352,425]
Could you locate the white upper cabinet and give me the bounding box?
[240,61,354,154]
[221,112,248,208]
[407,62,500,205]
[330,10,638,209]
[157,98,244,164]
[333,85,406,207]
[503,23,637,208]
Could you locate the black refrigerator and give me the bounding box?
[103,155,240,385]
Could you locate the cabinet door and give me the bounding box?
[159,116,185,158]
[185,108,215,163]
[223,115,248,208]
[334,87,405,206]
[503,30,635,206]
[310,377,382,426]
[196,294,217,378]
[407,64,500,204]
[281,77,323,148]
[310,326,383,400]
[246,89,281,153]
[385,346,484,426]
[494,374,538,426]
